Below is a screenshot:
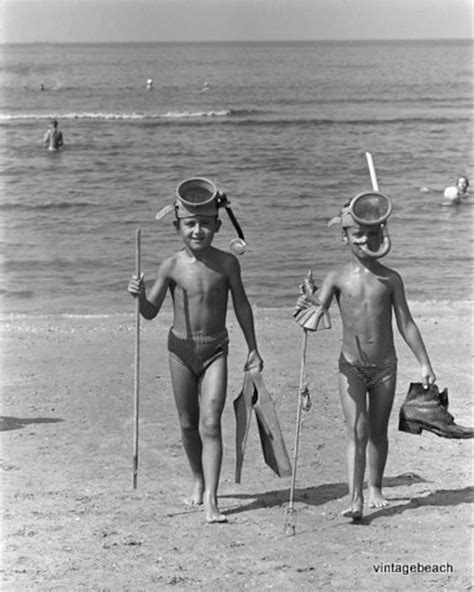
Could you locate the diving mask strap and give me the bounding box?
[218,193,246,242]
[155,204,175,220]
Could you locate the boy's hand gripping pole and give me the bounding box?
[133,228,141,489]
[292,271,331,332]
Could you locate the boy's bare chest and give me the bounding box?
[339,272,391,309]
[173,262,228,297]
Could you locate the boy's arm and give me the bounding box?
[391,271,436,387]
[227,256,263,370]
[128,259,171,320]
[314,271,337,310]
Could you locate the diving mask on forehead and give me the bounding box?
[328,191,393,258]
[155,177,247,255]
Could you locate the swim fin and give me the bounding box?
[250,368,292,478]
[293,304,331,332]
[233,370,256,484]
[233,369,292,482]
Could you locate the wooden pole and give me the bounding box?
[284,329,309,535]
[133,228,141,489]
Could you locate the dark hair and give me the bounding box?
[457,176,469,188]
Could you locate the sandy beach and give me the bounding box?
[1,302,473,591]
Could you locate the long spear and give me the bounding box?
[285,271,323,535]
[133,228,141,489]
[284,328,310,535]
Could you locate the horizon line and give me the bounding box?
[1,37,472,46]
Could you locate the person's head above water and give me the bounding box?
[328,191,393,259]
[456,176,469,193]
[443,176,470,202]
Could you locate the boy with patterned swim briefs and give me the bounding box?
[128,179,263,523]
[294,193,436,520]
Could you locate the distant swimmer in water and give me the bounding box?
[442,176,469,205]
[420,175,470,206]
[43,119,64,151]
[146,78,154,90]
[201,81,210,92]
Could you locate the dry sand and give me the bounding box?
[1,303,473,591]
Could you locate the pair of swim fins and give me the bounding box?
[234,367,292,483]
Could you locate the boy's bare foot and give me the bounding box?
[341,496,363,520]
[368,487,389,508]
[205,509,228,523]
[183,480,204,507]
[204,493,227,523]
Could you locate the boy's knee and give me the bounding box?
[347,424,369,444]
[179,417,199,434]
[199,417,221,439]
[347,428,369,447]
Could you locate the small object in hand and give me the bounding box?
[293,305,331,332]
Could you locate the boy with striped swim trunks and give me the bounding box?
[294,192,436,520]
[128,179,263,523]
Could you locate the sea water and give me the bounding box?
[0,40,472,316]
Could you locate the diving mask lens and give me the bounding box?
[176,177,217,206]
[350,191,392,226]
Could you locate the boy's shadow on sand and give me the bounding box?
[222,473,473,521]
[0,416,63,432]
[361,486,474,524]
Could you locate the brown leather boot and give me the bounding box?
[399,383,474,439]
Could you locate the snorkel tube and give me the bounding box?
[351,152,392,259]
[215,192,247,255]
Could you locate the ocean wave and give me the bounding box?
[0,109,231,122]
[221,116,468,127]
[0,109,466,127]
[228,108,265,116]
[0,200,99,211]
[0,289,34,299]
[278,96,471,108]
[161,109,230,118]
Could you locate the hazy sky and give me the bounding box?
[0,0,472,44]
